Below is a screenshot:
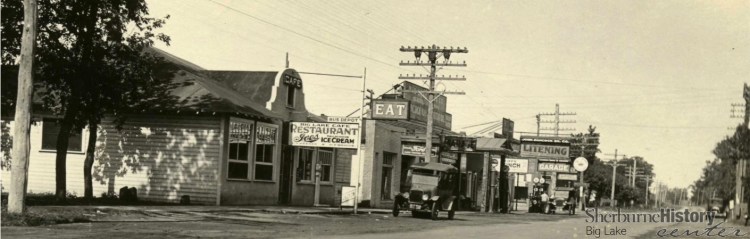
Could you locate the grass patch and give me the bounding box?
[1,207,91,227]
[2,192,180,206]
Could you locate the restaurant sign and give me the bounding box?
[371,99,409,120]
[538,162,577,173]
[290,122,359,149]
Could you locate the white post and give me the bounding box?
[354,67,366,214]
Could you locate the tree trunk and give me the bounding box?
[55,115,73,203]
[8,0,38,214]
[83,121,97,201]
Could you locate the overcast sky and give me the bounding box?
[146,0,749,189]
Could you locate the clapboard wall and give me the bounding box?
[94,114,222,205]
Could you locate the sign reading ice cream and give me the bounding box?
[290,122,360,149]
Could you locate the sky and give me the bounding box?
[145,0,749,189]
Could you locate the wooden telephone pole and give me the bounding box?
[734,83,750,219]
[9,0,39,214]
[538,104,576,136]
[398,45,467,162]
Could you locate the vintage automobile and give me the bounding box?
[392,162,457,220]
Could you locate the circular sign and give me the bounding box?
[533,177,540,183]
[574,157,589,172]
[539,178,546,184]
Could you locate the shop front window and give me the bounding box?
[318,149,333,182]
[297,148,314,181]
[254,123,277,181]
[228,119,253,179]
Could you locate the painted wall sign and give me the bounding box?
[283,74,303,88]
[371,100,409,120]
[256,123,277,144]
[229,120,254,141]
[538,162,577,173]
[400,81,452,130]
[290,122,359,149]
[521,144,570,158]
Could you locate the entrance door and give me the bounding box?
[278,145,295,204]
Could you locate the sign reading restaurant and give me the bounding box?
[290,122,359,149]
[520,136,570,158]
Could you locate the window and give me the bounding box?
[254,123,277,181]
[228,119,253,179]
[41,119,83,152]
[297,148,314,181]
[286,86,295,107]
[318,149,333,182]
[381,152,396,200]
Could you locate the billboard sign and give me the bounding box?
[520,136,570,159]
[290,122,360,149]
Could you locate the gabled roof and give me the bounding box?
[1,48,285,120]
[135,48,284,119]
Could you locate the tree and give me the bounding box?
[1,0,171,202]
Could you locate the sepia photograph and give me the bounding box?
[1,0,749,238]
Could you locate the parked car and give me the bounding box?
[392,162,457,220]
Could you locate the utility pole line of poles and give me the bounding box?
[636,175,652,207]
[399,45,468,162]
[537,103,576,136]
[8,0,39,214]
[734,83,750,219]
[605,149,623,207]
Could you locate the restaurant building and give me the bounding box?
[0,48,352,206]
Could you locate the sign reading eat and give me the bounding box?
[371,100,409,120]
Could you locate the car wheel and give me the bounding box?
[411,210,418,218]
[393,203,400,217]
[448,210,455,220]
[431,203,439,220]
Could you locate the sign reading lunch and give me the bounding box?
[290,122,359,149]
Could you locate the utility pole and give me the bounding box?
[9,0,38,214]
[632,159,638,187]
[731,83,749,219]
[538,104,576,136]
[399,45,467,162]
[605,149,622,207]
[636,175,651,207]
[571,133,599,210]
[536,114,541,136]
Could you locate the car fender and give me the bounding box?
[441,196,456,210]
[430,196,441,202]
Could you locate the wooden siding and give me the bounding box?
[1,120,91,196]
[95,115,222,204]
